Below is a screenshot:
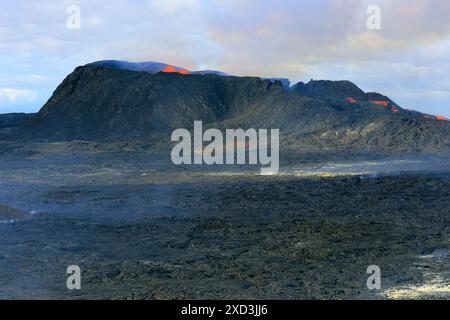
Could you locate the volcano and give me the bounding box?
[3,61,450,153]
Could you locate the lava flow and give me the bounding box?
[436,115,450,122]
[369,100,389,107]
[162,65,191,75]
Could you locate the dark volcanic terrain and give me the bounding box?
[0,61,449,299]
[0,204,29,222]
[0,153,449,299]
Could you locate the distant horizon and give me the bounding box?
[1,1,450,117]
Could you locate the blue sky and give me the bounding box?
[1,0,450,117]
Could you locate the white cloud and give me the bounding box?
[1,0,450,117]
[0,88,39,105]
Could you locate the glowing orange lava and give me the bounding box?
[436,116,450,121]
[162,65,190,75]
[369,100,389,107]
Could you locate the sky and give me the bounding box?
[0,0,450,117]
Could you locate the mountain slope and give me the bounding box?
[15,63,450,153]
[0,113,33,129]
